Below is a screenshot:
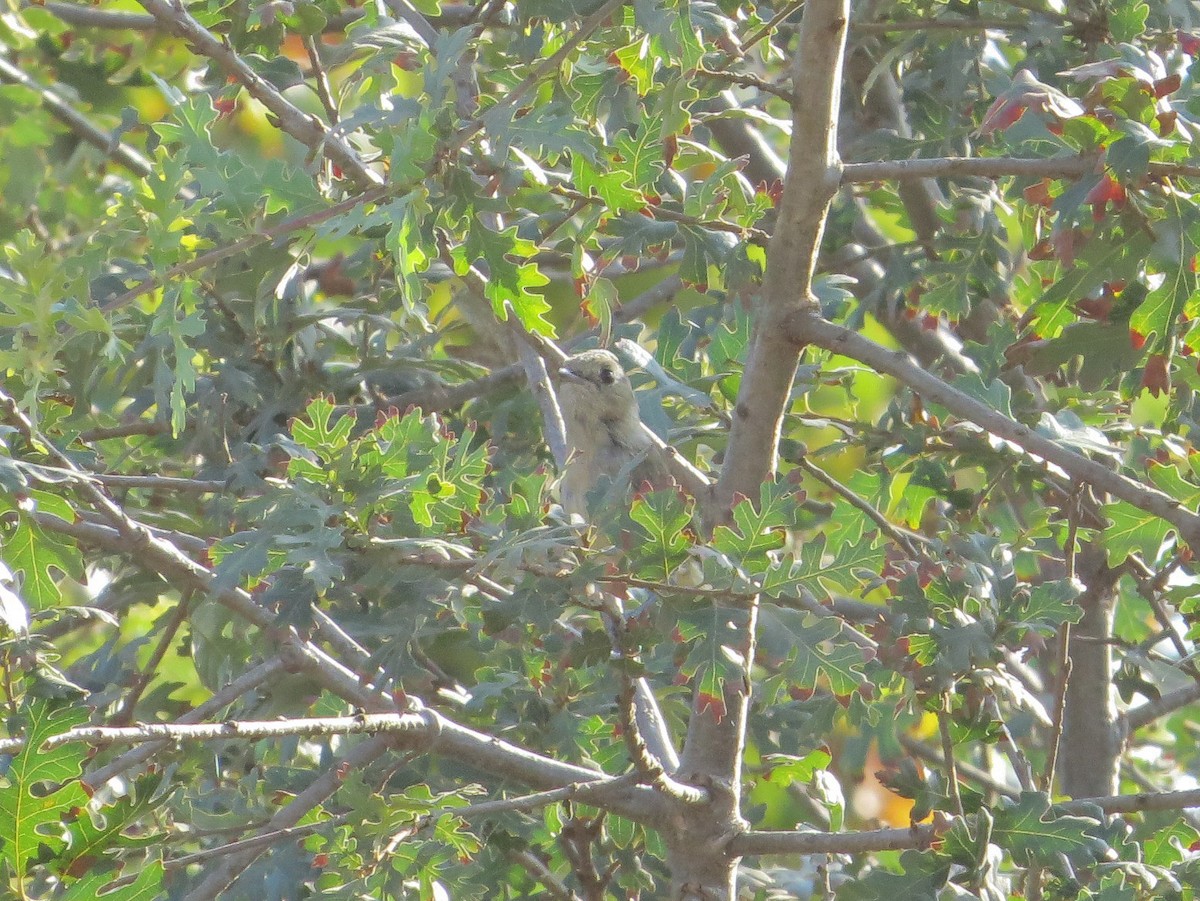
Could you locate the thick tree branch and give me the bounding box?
[714,2,847,511]
[669,6,850,899]
[1123,682,1200,733]
[1,712,431,753]
[85,657,285,789]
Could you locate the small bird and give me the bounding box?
[555,351,683,772]
[557,349,668,520]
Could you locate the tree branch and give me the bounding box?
[714,2,847,511]
[731,788,1200,857]
[134,0,381,190]
[0,49,154,179]
[180,734,394,901]
[787,312,1200,548]
[85,657,286,789]
[670,6,850,898]
[843,155,1200,183]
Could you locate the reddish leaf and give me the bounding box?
[979,71,1084,135]
[1023,179,1054,207]
[978,97,1027,135]
[1028,238,1055,260]
[1154,73,1182,98]
[1085,175,1127,207]
[1075,295,1114,321]
[697,690,727,720]
[1141,353,1170,396]
[1053,228,1083,266]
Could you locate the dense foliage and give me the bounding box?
[5,0,1200,898]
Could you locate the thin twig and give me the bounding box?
[85,657,285,788]
[851,17,1027,35]
[939,692,964,816]
[135,0,380,189]
[610,611,673,787]
[550,184,771,246]
[1043,490,1080,792]
[1123,682,1200,733]
[511,851,581,901]
[79,420,171,442]
[0,50,154,179]
[22,463,228,494]
[698,66,796,104]
[181,734,394,900]
[165,814,349,869]
[111,589,195,726]
[898,734,1018,799]
[793,455,928,558]
[788,312,1200,549]
[1126,553,1200,680]
[738,0,806,56]
[844,155,1200,183]
[986,695,1036,792]
[302,35,340,126]
[731,787,1200,857]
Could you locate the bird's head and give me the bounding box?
[558,350,638,425]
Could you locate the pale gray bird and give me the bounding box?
[557,349,668,520]
[555,349,682,773]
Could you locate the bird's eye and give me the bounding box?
[599,366,615,385]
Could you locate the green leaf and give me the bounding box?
[59,860,164,901]
[951,372,1012,419]
[612,37,656,96]
[679,224,738,289]
[0,702,91,878]
[4,497,81,612]
[711,480,797,564]
[1011,580,1084,635]
[245,54,305,90]
[764,532,885,598]
[991,793,1114,867]
[1108,0,1148,41]
[613,120,665,190]
[1031,229,1153,337]
[836,848,951,900]
[385,192,433,311]
[1023,320,1144,391]
[291,396,355,461]
[454,221,554,335]
[629,489,692,579]
[480,103,595,160]
[758,605,867,695]
[55,781,159,882]
[582,277,618,347]
[1131,195,1200,344]
[1104,499,1173,564]
[573,156,645,214]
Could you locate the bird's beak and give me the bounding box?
[558,367,585,384]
